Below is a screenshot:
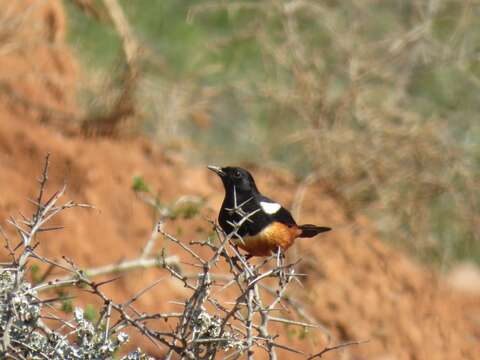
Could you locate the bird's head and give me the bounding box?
[207,165,258,195]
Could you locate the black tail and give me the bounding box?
[298,224,331,238]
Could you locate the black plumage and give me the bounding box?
[208,165,331,256]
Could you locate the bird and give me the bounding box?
[208,165,331,256]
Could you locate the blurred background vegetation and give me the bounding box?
[64,0,479,268]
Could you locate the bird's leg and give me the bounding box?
[230,251,241,269]
[276,246,287,285]
[230,246,253,270]
[276,246,285,267]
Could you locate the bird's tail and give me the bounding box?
[298,224,331,238]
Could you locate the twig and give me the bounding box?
[0,154,366,359]
[33,255,179,292]
[307,340,369,359]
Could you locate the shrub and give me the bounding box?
[0,155,362,359]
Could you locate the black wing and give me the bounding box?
[219,194,297,237]
[272,206,297,226]
[257,195,297,226]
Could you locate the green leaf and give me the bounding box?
[58,291,74,313]
[30,264,41,284]
[84,304,97,321]
[132,175,150,193]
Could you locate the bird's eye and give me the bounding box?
[233,170,241,178]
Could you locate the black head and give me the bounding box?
[207,165,259,195]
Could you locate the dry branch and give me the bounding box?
[81,0,141,136]
[0,156,365,359]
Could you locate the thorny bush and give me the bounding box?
[0,156,362,359]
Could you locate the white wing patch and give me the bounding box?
[260,201,281,214]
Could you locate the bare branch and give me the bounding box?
[307,340,369,359]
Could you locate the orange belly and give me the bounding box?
[236,222,301,256]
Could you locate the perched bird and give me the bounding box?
[208,165,331,256]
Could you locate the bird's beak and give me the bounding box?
[207,165,225,177]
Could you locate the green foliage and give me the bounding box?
[59,290,74,313]
[65,0,480,267]
[132,175,151,193]
[63,1,122,70]
[30,264,41,284]
[131,175,204,220]
[84,303,98,322]
[285,325,309,341]
[169,200,202,220]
